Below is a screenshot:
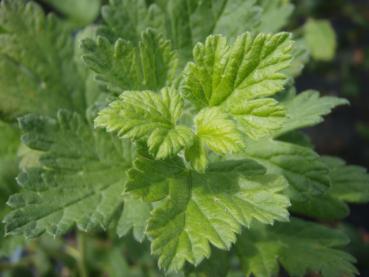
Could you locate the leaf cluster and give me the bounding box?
[0,0,368,276]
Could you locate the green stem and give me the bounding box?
[77,231,88,277]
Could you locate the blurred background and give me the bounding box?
[291,0,369,274]
[291,0,369,229]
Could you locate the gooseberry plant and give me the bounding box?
[0,0,369,276]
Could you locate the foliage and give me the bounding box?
[0,0,368,276]
[303,18,337,61]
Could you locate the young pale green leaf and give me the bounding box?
[4,110,133,238]
[144,159,289,272]
[237,218,358,277]
[182,32,293,109]
[229,98,286,139]
[276,90,349,136]
[304,19,337,61]
[243,139,330,201]
[194,107,244,155]
[148,126,195,160]
[96,88,194,159]
[256,0,294,33]
[117,195,151,242]
[185,107,245,172]
[0,0,84,119]
[182,32,291,139]
[82,29,178,94]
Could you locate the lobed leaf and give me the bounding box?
[0,0,84,119]
[95,87,194,159]
[4,111,133,238]
[132,159,289,272]
[243,139,330,201]
[98,0,164,44]
[194,108,243,155]
[291,194,349,221]
[82,29,178,94]
[277,90,349,136]
[194,107,244,158]
[229,98,285,139]
[237,218,358,277]
[181,32,292,140]
[148,172,290,272]
[291,156,369,221]
[182,32,293,109]
[323,156,369,203]
[99,0,261,63]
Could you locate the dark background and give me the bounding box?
[291,1,369,273]
[291,0,369,230]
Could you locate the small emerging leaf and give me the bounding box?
[229,98,285,139]
[96,87,194,159]
[195,107,244,155]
